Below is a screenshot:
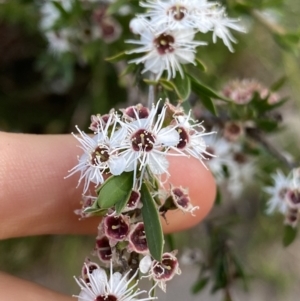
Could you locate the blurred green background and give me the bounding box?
[1,0,300,299]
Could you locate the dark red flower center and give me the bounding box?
[153,255,178,280]
[169,5,186,20]
[154,34,175,55]
[96,236,112,262]
[96,294,117,301]
[131,129,155,152]
[176,127,189,149]
[91,146,109,165]
[105,216,129,240]
[129,223,148,253]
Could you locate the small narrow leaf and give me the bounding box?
[201,95,217,116]
[141,183,164,261]
[270,76,287,92]
[195,57,207,72]
[173,74,191,101]
[105,51,127,63]
[115,190,132,214]
[189,75,230,102]
[283,225,298,247]
[144,79,159,86]
[160,76,191,101]
[83,206,108,216]
[97,172,133,209]
[191,277,210,294]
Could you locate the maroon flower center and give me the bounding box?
[288,191,300,205]
[176,127,189,149]
[96,295,117,301]
[169,5,186,20]
[82,263,99,283]
[131,129,155,152]
[101,22,115,37]
[105,216,129,240]
[154,34,175,55]
[226,123,242,135]
[91,146,109,165]
[96,236,112,262]
[233,152,247,164]
[153,255,178,280]
[127,190,140,208]
[125,106,149,119]
[129,223,148,253]
[278,187,288,199]
[172,188,190,209]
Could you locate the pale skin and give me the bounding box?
[0,132,216,301]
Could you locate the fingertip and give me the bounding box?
[162,156,216,233]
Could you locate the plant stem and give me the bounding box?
[147,73,155,108]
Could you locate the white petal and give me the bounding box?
[157,127,180,146]
[148,153,169,175]
[109,156,127,175]
[139,255,152,274]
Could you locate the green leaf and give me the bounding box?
[97,172,133,209]
[283,225,298,247]
[141,183,164,261]
[215,187,222,205]
[173,74,191,101]
[189,75,229,102]
[105,51,127,63]
[273,32,300,54]
[256,119,278,132]
[115,190,133,214]
[195,57,207,72]
[201,95,217,116]
[120,64,138,77]
[144,79,159,86]
[159,75,191,101]
[106,0,130,15]
[191,277,209,294]
[51,1,69,19]
[83,206,108,216]
[270,77,287,92]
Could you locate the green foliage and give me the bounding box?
[141,183,164,261]
[96,172,133,210]
[283,225,298,247]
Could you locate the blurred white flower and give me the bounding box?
[264,170,291,215]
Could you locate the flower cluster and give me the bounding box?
[126,0,244,80]
[202,128,255,198]
[68,100,212,194]
[39,0,122,55]
[265,167,300,227]
[222,79,279,105]
[69,100,214,298]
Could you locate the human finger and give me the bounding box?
[0,272,73,301]
[0,132,216,239]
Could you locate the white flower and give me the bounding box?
[139,0,199,31]
[203,133,232,181]
[74,262,155,301]
[115,101,180,188]
[264,170,292,215]
[67,115,127,193]
[209,8,245,52]
[126,27,206,80]
[170,112,215,164]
